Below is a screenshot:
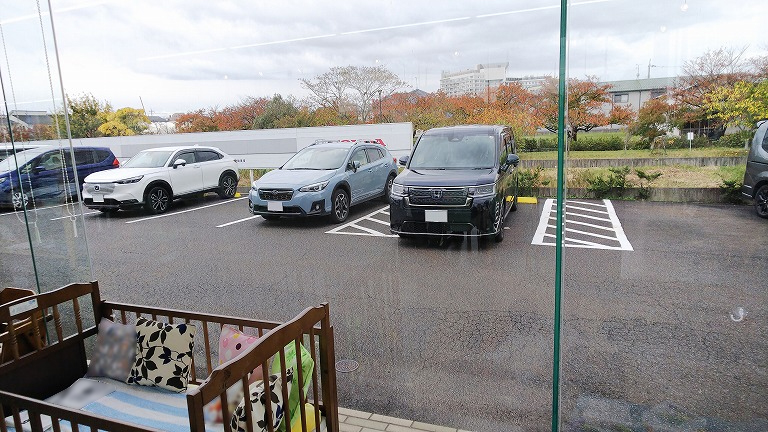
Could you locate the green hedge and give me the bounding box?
[520,132,752,152]
[519,135,639,152]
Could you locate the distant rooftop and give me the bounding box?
[602,77,676,92]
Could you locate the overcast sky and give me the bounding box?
[0,0,765,116]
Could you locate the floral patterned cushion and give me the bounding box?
[127,318,196,392]
[231,369,293,432]
[86,319,136,380]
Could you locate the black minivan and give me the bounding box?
[741,120,768,219]
[389,125,519,242]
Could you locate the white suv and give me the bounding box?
[82,146,239,214]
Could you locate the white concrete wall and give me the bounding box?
[16,123,414,169]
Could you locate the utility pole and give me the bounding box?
[377,89,382,122]
[647,59,658,79]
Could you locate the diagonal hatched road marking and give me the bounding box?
[532,198,633,251]
[325,206,396,237]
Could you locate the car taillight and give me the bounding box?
[112,158,120,167]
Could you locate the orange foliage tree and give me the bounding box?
[537,76,632,142]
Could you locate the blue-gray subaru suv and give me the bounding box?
[249,140,398,223]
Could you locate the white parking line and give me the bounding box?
[326,206,397,237]
[126,197,247,224]
[50,212,98,221]
[216,215,260,227]
[532,198,633,251]
[1,202,72,216]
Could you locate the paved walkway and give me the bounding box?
[337,407,473,432]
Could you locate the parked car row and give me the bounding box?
[248,126,522,242]
[0,145,239,214]
[0,127,524,242]
[5,121,761,236]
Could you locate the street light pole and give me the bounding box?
[377,89,383,122]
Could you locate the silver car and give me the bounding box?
[741,120,768,219]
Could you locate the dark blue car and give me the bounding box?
[0,146,119,210]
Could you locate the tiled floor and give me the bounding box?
[336,407,473,432]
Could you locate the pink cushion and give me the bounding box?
[218,326,263,383]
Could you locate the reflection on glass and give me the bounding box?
[0,1,92,293]
[0,1,764,431]
[561,1,766,431]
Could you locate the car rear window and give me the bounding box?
[196,150,222,162]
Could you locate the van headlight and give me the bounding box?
[467,183,495,197]
[299,180,330,192]
[391,182,408,197]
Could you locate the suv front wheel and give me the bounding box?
[145,185,171,214]
[330,188,350,223]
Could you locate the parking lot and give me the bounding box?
[2,196,767,431]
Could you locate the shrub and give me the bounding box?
[715,131,753,148]
[718,165,746,204]
[517,166,550,196]
[635,168,662,200]
[585,166,631,199]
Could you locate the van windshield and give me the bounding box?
[409,133,497,170]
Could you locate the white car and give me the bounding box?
[82,146,239,214]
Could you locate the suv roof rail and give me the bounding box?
[311,138,386,146]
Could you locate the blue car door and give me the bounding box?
[29,151,65,202]
[365,147,389,197]
[346,148,369,204]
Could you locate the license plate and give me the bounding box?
[424,209,447,222]
[93,194,104,203]
[267,201,283,212]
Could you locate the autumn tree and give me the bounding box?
[98,107,150,136]
[537,76,630,142]
[301,65,407,121]
[703,80,768,132]
[175,108,220,133]
[218,97,268,130]
[672,47,752,136]
[630,97,675,143]
[487,82,543,137]
[252,94,300,129]
[56,93,112,138]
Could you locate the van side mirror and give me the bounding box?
[398,155,410,166]
[507,153,520,167]
[173,159,187,169]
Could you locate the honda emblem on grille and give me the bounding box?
[431,189,443,199]
[271,190,280,195]
[94,185,100,191]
